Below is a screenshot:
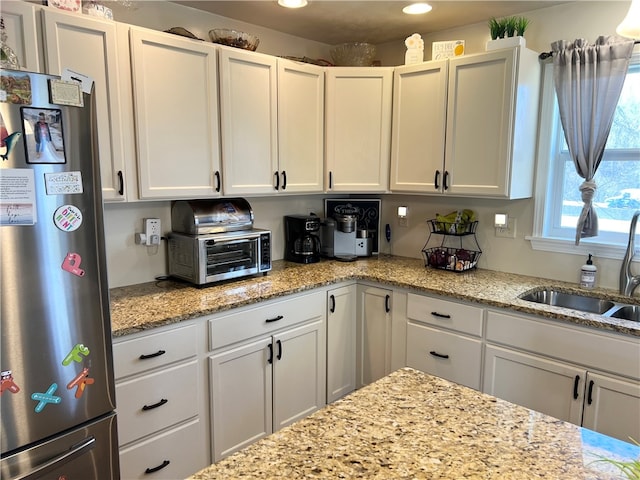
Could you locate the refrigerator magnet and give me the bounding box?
[62,343,90,366]
[20,107,66,164]
[45,171,83,195]
[0,168,37,225]
[49,79,83,107]
[1,370,20,395]
[53,204,82,231]
[67,367,95,399]
[31,383,62,413]
[61,252,85,277]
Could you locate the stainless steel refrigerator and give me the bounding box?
[0,70,119,478]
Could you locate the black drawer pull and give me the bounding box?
[434,170,440,190]
[117,170,124,195]
[329,294,336,313]
[385,295,391,313]
[145,460,170,474]
[142,398,168,411]
[276,339,282,360]
[281,170,287,190]
[267,343,273,364]
[429,351,449,359]
[139,350,166,360]
[573,375,580,399]
[587,380,595,405]
[430,311,451,319]
[266,315,284,323]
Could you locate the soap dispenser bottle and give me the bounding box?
[580,254,597,289]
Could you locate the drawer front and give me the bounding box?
[407,293,483,336]
[486,310,640,379]
[209,291,325,350]
[119,419,207,479]
[116,361,198,445]
[406,322,482,390]
[113,324,197,380]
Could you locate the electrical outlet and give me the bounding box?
[495,216,517,238]
[144,218,161,246]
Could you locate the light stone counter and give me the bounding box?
[110,256,640,337]
[189,368,639,480]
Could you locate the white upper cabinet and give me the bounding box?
[128,26,221,199]
[218,47,278,195]
[42,9,128,202]
[325,68,393,193]
[390,47,540,198]
[390,60,448,192]
[277,59,324,193]
[1,0,41,72]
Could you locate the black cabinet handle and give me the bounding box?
[443,171,450,190]
[142,398,168,411]
[587,380,595,405]
[266,315,283,323]
[281,170,287,190]
[573,375,580,399]
[117,170,124,195]
[434,170,440,190]
[139,350,166,360]
[145,460,170,474]
[276,339,282,360]
[274,171,280,190]
[329,294,335,313]
[329,171,333,189]
[267,343,273,364]
[214,171,221,192]
[431,311,451,319]
[429,351,449,359]
[385,295,391,313]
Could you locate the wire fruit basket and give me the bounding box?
[422,220,481,272]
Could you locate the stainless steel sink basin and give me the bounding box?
[519,289,615,314]
[609,305,640,322]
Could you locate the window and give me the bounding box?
[530,52,640,258]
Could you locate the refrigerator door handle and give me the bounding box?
[16,436,96,480]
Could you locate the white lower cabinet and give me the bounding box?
[356,285,393,388]
[405,293,484,390]
[327,284,357,403]
[113,323,208,479]
[483,310,640,443]
[208,291,326,462]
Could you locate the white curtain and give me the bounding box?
[551,36,635,245]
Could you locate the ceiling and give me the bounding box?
[172,1,569,45]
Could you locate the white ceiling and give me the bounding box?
[172,1,569,45]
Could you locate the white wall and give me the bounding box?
[103,0,636,292]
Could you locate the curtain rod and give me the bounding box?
[539,39,640,60]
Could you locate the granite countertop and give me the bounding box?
[189,367,639,480]
[109,256,640,337]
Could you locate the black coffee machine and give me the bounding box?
[284,215,321,264]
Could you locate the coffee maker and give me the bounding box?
[320,214,357,261]
[284,215,321,264]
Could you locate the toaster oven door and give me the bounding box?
[205,237,259,281]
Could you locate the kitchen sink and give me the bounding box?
[609,305,640,322]
[519,289,615,314]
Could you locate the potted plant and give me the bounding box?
[486,15,530,51]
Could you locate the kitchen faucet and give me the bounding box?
[620,210,640,296]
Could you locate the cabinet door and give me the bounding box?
[582,372,640,443]
[129,27,221,199]
[219,47,278,195]
[42,9,127,202]
[209,337,273,462]
[356,285,392,388]
[390,61,447,193]
[273,318,326,431]
[483,345,585,425]
[445,49,516,196]
[327,285,356,403]
[325,68,393,192]
[277,59,324,193]
[407,323,482,390]
[1,0,41,72]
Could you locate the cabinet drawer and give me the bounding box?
[119,419,207,479]
[116,361,198,445]
[113,324,197,380]
[209,291,325,350]
[486,310,640,380]
[406,323,482,390]
[407,293,483,336]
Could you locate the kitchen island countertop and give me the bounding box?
[110,256,640,337]
[188,367,639,479]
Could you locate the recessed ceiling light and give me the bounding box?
[278,0,308,8]
[402,3,432,15]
